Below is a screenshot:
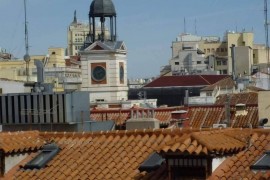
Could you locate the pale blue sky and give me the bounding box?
[0,0,266,78]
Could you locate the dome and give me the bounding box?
[89,0,116,17]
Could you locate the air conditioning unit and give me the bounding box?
[213,124,227,128]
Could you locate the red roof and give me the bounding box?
[210,129,270,179]
[144,75,229,88]
[90,105,259,128]
[0,131,45,154]
[215,92,258,105]
[5,129,270,179]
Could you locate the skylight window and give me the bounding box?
[24,143,60,170]
[250,151,270,170]
[139,152,164,173]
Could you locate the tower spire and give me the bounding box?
[73,10,77,24]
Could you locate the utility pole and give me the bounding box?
[265,0,270,89]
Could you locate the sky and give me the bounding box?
[0,0,267,79]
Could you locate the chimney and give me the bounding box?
[235,103,248,116]
[171,110,188,127]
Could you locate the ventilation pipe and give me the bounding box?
[34,60,44,83]
[230,44,236,81]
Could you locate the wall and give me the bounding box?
[0,80,30,94]
[126,118,160,130]
[227,32,254,75]
[188,96,215,105]
[212,157,226,172]
[253,44,268,64]
[65,91,90,124]
[235,46,252,76]
[253,72,270,90]
[80,42,128,102]
[5,153,28,173]
[258,91,270,126]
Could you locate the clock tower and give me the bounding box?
[80,0,128,104]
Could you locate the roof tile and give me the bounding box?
[4,129,270,179]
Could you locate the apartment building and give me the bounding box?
[163,31,266,77]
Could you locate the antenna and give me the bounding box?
[264,0,269,72]
[194,19,197,35]
[184,17,186,34]
[23,0,30,82]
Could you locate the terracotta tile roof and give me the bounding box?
[11,129,194,180]
[158,129,249,156]
[90,107,177,125]
[215,92,258,105]
[188,105,258,128]
[90,105,258,128]
[144,75,229,88]
[201,77,235,91]
[0,131,45,154]
[90,110,130,125]
[210,130,270,179]
[4,129,270,180]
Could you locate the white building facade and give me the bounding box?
[80,41,128,103]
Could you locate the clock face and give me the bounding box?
[92,66,106,81]
[120,66,124,81]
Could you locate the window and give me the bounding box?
[216,48,220,52]
[251,151,270,170]
[207,49,210,53]
[253,54,256,58]
[197,61,201,64]
[96,99,105,102]
[222,60,227,65]
[217,61,221,66]
[222,70,227,74]
[221,48,224,52]
[168,157,209,179]
[24,144,60,170]
[175,62,179,65]
[139,153,164,173]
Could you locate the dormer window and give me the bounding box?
[167,156,212,179]
[24,143,60,170]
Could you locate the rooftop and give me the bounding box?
[2,129,270,179]
[215,92,258,105]
[91,104,259,128]
[144,75,229,88]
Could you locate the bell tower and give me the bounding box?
[80,0,128,105]
[89,0,117,42]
